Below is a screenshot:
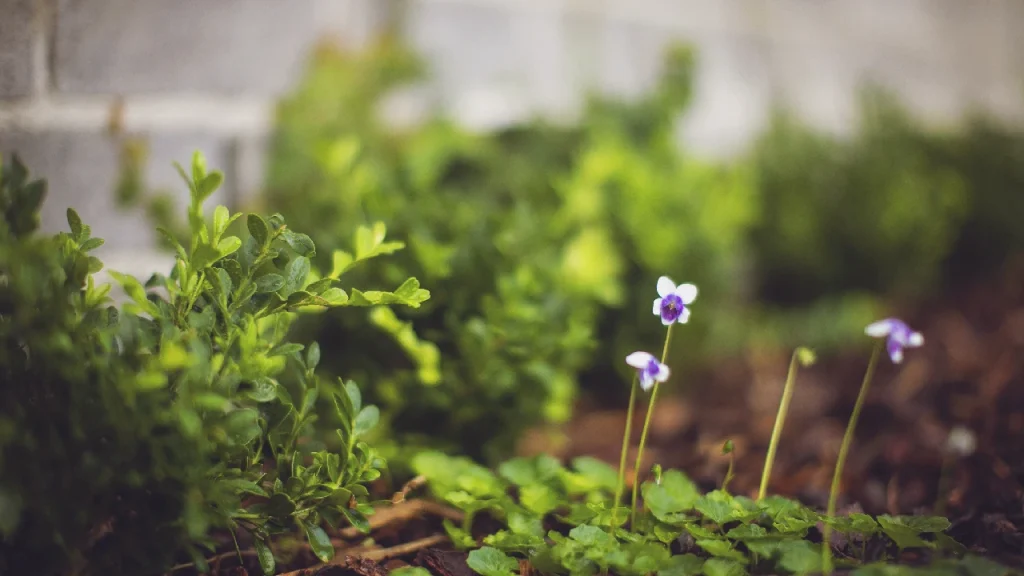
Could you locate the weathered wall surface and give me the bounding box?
[1,0,1021,276]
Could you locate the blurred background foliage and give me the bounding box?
[124,34,1023,468]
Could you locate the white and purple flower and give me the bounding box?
[653,276,698,326]
[864,318,924,364]
[626,351,671,391]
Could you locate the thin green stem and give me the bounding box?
[630,324,675,529]
[758,350,802,501]
[822,341,882,574]
[610,373,639,532]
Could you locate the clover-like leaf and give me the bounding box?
[701,558,746,576]
[467,546,518,576]
[643,469,699,524]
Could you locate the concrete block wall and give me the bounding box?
[1,0,1022,279]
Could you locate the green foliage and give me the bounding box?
[0,153,424,575]
[413,452,1009,576]
[262,36,1024,462]
[263,38,760,464]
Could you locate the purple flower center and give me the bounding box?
[660,294,685,323]
[644,359,662,380]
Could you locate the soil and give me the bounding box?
[174,261,1024,575]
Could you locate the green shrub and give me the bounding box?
[262,39,763,464]
[0,152,426,575]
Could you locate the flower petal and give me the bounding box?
[907,332,924,347]
[654,362,671,382]
[656,276,676,298]
[677,307,691,324]
[675,283,698,305]
[653,298,663,316]
[887,338,904,364]
[626,351,654,369]
[865,319,898,338]
[639,373,655,392]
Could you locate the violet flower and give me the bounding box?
[864,318,924,364]
[625,351,670,392]
[653,276,698,326]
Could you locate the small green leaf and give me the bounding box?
[353,405,379,437]
[224,408,261,445]
[196,171,223,202]
[644,470,700,524]
[340,507,370,533]
[67,207,83,238]
[877,515,943,549]
[345,381,362,413]
[307,342,320,371]
[253,537,275,576]
[254,273,286,293]
[701,558,746,576]
[213,205,230,238]
[571,456,618,491]
[302,521,334,563]
[569,524,615,547]
[281,229,316,256]
[330,249,355,278]
[283,256,310,295]
[269,343,304,357]
[696,539,745,561]
[519,484,559,516]
[247,377,279,402]
[658,553,703,576]
[216,236,241,258]
[265,493,297,517]
[79,237,104,251]
[778,540,821,575]
[247,213,269,247]
[466,546,519,576]
[301,387,318,416]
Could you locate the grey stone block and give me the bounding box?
[0,131,230,253]
[54,0,323,95]
[0,0,36,99]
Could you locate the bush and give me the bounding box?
[0,152,426,575]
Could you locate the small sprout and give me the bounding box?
[721,440,736,493]
[758,347,812,501]
[946,426,977,457]
[653,275,698,326]
[650,463,664,486]
[625,351,670,392]
[796,346,817,367]
[864,318,924,364]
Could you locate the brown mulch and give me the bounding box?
[517,257,1024,570]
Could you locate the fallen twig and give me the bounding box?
[337,499,463,540]
[276,534,449,576]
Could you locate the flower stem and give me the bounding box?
[758,349,803,501]
[822,340,882,574]
[610,373,639,532]
[630,324,675,529]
